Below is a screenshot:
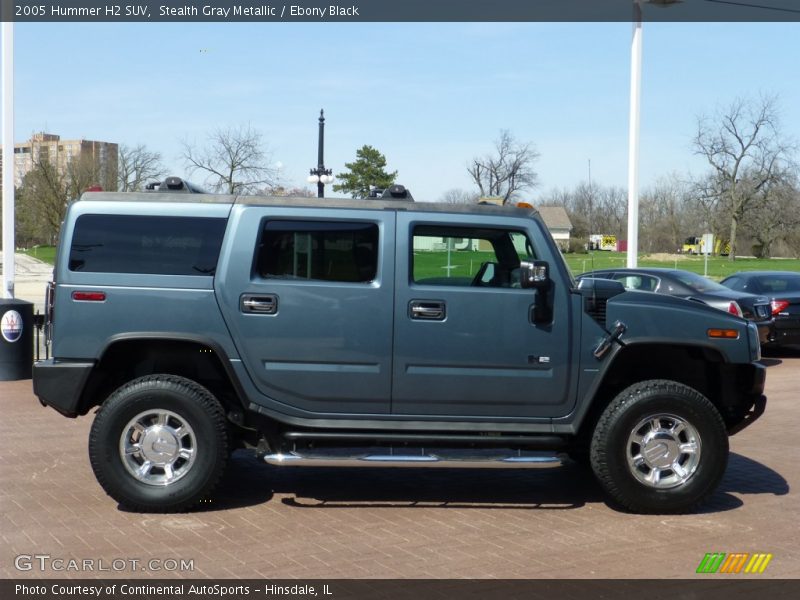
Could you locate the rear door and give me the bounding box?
[216,205,395,415]
[391,212,575,419]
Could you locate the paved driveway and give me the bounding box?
[1,352,797,579]
[0,253,52,312]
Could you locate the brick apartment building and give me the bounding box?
[0,132,118,192]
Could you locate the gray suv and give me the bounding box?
[33,188,767,514]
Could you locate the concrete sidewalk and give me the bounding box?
[0,252,52,311]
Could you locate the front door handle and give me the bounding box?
[409,300,446,321]
[241,294,278,314]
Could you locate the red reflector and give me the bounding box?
[72,291,106,302]
[707,329,739,339]
[771,299,790,315]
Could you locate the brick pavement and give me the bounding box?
[1,352,798,579]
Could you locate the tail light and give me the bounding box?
[727,301,743,318]
[71,291,106,302]
[771,299,790,315]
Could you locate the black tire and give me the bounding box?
[89,375,229,512]
[590,379,728,514]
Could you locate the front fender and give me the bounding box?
[606,291,754,364]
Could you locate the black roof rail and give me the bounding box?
[144,176,208,193]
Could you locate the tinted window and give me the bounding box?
[69,215,226,275]
[754,275,800,293]
[722,276,745,291]
[256,220,378,283]
[613,273,658,291]
[672,271,730,293]
[412,225,534,287]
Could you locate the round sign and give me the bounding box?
[1,310,23,343]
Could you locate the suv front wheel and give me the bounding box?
[590,379,728,514]
[89,375,229,512]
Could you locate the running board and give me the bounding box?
[264,449,565,469]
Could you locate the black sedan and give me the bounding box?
[578,268,773,343]
[721,271,800,347]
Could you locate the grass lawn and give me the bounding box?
[564,251,800,279]
[413,250,495,281]
[21,246,58,264]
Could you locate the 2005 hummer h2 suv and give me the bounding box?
[33,184,767,513]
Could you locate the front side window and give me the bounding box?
[256,220,379,283]
[412,225,535,288]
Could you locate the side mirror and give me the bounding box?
[519,260,549,290]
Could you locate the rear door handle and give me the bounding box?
[409,300,446,321]
[241,294,278,314]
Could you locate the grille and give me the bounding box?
[585,297,607,324]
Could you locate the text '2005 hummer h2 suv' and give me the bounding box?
[33,185,767,513]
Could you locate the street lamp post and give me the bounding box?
[307,109,334,198]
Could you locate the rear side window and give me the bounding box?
[69,215,226,275]
[756,276,800,293]
[256,220,379,283]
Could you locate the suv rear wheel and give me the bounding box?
[88,375,228,512]
[590,379,728,513]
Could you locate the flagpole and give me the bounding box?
[2,22,14,298]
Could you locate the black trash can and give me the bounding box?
[0,299,34,381]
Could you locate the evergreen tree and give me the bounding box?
[333,145,397,199]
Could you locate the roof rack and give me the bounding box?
[144,176,207,194]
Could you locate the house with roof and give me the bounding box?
[535,206,573,251]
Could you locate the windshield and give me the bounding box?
[673,271,731,293]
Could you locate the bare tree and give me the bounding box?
[16,162,65,245]
[264,185,316,198]
[118,144,166,191]
[639,176,694,253]
[181,125,278,194]
[596,186,628,238]
[467,130,539,204]
[740,177,800,258]
[693,95,796,260]
[439,188,479,204]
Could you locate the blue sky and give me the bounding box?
[8,21,800,201]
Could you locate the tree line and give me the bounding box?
[536,96,799,258]
[443,95,800,259]
[12,95,800,258]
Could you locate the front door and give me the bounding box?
[391,213,575,419]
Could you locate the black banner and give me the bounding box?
[3,0,800,23]
[3,580,800,600]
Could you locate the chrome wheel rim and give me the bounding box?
[626,413,701,489]
[119,409,197,486]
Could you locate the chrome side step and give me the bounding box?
[264,449,565,469]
